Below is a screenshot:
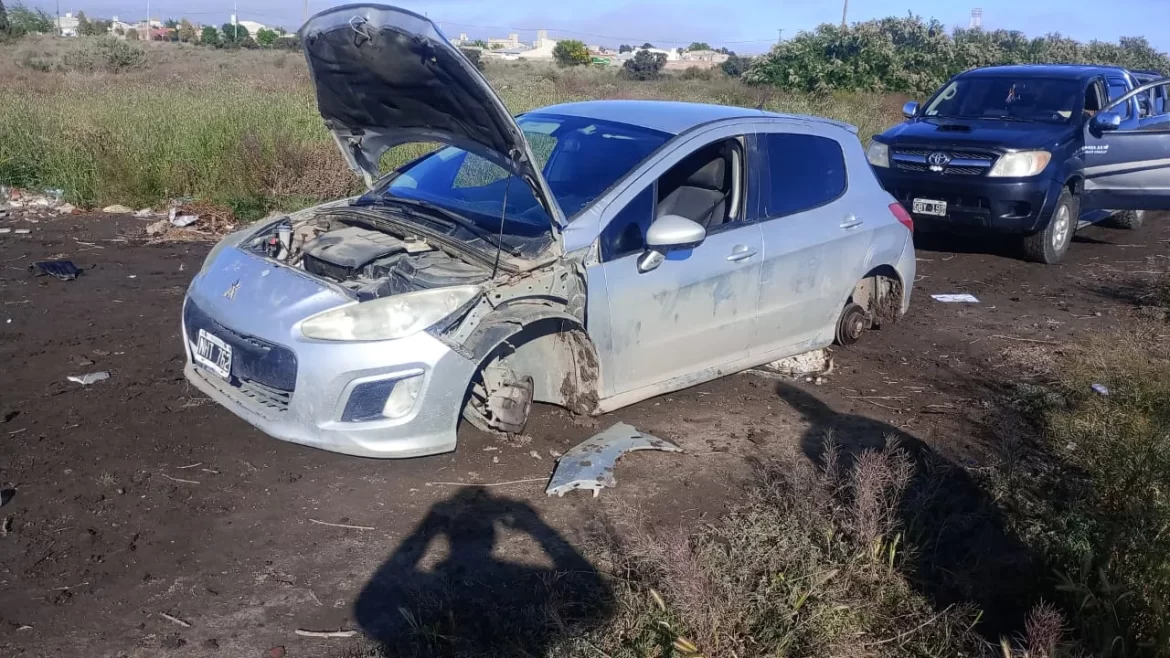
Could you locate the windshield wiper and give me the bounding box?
[352,195,523,257]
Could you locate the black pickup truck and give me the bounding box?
[868,64,1170,263]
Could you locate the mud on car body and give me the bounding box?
[181,4,916,458]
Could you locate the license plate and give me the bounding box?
[193,329,233,380]
[912,198,947,216]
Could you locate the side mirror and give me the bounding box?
[902,101,919,119]
[637,215,706,273]
[1092,111,1123,132]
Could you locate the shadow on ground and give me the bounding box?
[353,486,610,657]
[775,382,1041,636]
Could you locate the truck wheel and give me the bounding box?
[1022,189,1078,264]
[1110,209,1145,230]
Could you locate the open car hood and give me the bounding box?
[299,4,566,234]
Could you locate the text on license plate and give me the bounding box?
[912,198,947,216]
[193,329,233,380]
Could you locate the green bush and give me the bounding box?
[459,47,483,71]
[746,16,1170,96]
[553,39,590,67]
[61,37,148,73]
[720,54,752,78]
[621,49,666,81]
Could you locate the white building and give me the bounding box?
[517,30,556,59]
[107,16,137,37]
[56,12,80,37]
[229,14,271,38]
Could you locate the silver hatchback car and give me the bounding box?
[181,4,915,458]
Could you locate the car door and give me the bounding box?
[586,131,763,400]
[750,127,871,356]
[1081,78,1170,211]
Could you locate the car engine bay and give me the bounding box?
[245,213,491,300]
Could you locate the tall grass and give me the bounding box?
[0,39,899,218]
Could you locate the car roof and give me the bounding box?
[957,64,1130,81]
[530,100,856,136]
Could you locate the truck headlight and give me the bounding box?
[866,141,890,168]
[988,150,1052,177]
[300,285,481,341]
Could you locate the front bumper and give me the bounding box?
[876,168,1062,235]
[182,246,477,459]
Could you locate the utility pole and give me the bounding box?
[146,0,150,35]
[303,0,308,25]
[233,0,238,41]
[777,28,783,44]
[841,0,848,28]
[55,0,60,35]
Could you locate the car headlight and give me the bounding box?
[988,150,1052,177]
[866,141,890,168]
[300,285,481,341]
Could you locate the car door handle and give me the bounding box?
[840,215,864,229]
[726,245,757,262]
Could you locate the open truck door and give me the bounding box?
[1081,77,1170,211]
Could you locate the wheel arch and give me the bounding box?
[846,265,905,328]
[459,303,602,418]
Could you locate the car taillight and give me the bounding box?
[889,202,913,233]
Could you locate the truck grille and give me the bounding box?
[891,147,997,176]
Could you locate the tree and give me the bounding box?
[640,42,655,49]
[255,27,277,46]
[0,0,10,35]
[75,10,89,35]
[618,44,632,53]
[489,42,504,50]
[621,49,667,81]
[6,3,55,35]
[200,25,218,45]
[164,18,178,29]
[177,18,196,42]
[676,47,683,55]
[553,39,590,67]
[687,41,711,51]
[125,27,139,41]
[460,47,483,70]
[221,22,249,43]
[720,54,752,77]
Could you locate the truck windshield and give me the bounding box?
[924,77,1082,123]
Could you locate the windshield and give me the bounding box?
[366,113,671,258]
[924,77,1082,123]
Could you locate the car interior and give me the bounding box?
[1084,81,1104,119]
[655,139,743,229]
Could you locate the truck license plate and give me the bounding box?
[912,198,947,217]
[193,329,233,380]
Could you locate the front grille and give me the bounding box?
[237,380,292,414]
[891,146,997,176]
[183,299,298,394]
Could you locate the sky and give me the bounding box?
[23,0,1170,54]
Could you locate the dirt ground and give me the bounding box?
[1,209,1166,657]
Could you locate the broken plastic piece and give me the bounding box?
[546,422,682,498]
[31,260,82,281]
[67,371,110,385]
[931,294,979,303]
[1091,383,1110,396]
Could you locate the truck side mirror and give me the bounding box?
[902,101,919,119]
[1092,111,1123,132]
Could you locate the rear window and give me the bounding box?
[760,133,847,218]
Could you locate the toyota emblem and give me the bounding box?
[927,151,951,171]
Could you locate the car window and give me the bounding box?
[1106,78,1132,120]
[758,133,846,219]
[599,187,655,262]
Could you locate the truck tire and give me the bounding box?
[1022,188,1078,264]
[1110,209,1145,230]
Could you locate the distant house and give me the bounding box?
[228,14,270,38]
[484,30,558,61]
[56,12,80,37]
[681,49,730,64]
[108,16,136,37]
[149,27,173,41]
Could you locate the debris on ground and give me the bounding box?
[1,488,14,508]
[749,348,834,379]
[31,260,82,281]
[0,228,10,234]
[294,629,357,639]
[3,187,79,217]
[144,200,237,243]
[546,422,683,498]
[102,204,135,214]
[1091,383,1110,396]
[67,371,110,386]
[931,293,980,303]
[14,229,31,235]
